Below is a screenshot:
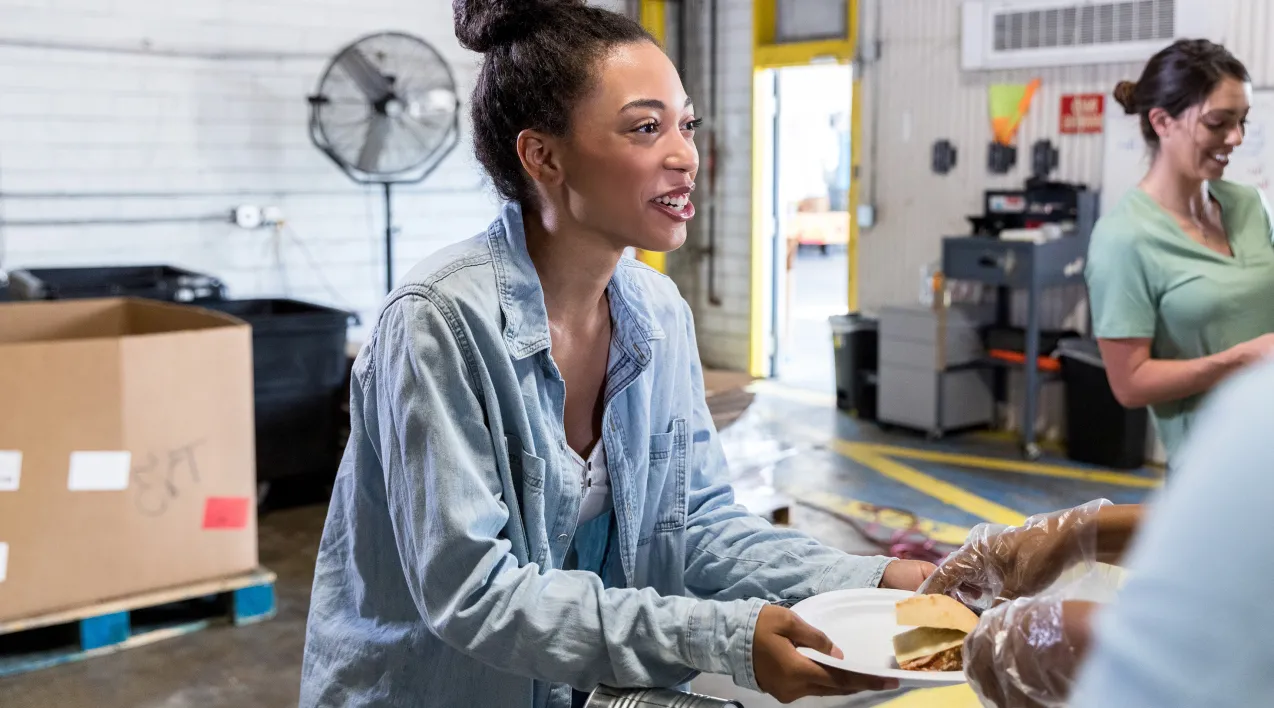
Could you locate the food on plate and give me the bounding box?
[892,595,979,672]
[895,594,979,633]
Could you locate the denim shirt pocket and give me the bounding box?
[506,435,548,568]
[648,418,689,534]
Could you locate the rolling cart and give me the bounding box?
[942,235,1089,459]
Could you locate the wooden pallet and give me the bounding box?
[0,567,277,678]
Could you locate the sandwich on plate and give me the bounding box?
[892,595,979,672]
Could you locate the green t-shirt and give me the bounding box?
[1086,180,1274,464]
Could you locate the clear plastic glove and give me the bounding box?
[917,499,1111,611]
[963,595,1098,708]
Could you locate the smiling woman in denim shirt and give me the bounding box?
[299,1,934,706]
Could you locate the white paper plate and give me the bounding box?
[790,588,967,688]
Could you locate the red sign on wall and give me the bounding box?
[1060,94,1105,134]
[1059,93,1100,133]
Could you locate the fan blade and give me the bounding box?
[395,113,440,154]
[357,114,391,172]
[337,47,394,103]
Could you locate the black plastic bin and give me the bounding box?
[199,299,354,483]
[8,265,226,302]
[829,314,879,421]
[1058,339,1148,469]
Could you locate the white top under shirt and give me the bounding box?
[568,439,612,523]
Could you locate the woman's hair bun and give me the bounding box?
[453,0,585,53]
[1113,80,1139,114]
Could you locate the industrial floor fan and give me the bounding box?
[308,31,461,292]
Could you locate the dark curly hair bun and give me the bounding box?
[453,0,586,53]
[457,0,652,203]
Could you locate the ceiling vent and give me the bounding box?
[963,0,1212,70]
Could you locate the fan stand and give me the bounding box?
[382,182,395,294]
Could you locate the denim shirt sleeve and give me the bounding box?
[678,301,894,603]
[367,292,766,691]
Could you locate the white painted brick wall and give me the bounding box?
[0,0,754,364]
[667,0,754,372]
[0,0,510,340]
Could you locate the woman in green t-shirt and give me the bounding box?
[1087,39,1274,465]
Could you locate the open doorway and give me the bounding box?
[757,62,853,392]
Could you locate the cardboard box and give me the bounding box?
[0,298,257,622]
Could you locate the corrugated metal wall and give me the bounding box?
[857,0,1269,442]
[663,0,1274,377]
[1229,0,1274,83]
[860,0,1268,317]
[860,0,1139,317]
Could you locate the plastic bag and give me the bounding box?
[917,499,1112,612]
[963,563,1125,708]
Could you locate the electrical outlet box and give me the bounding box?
[233,205,263,230]
[857,204,876,228]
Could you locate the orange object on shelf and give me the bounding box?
[988,348,1061,373]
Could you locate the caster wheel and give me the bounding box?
[1023,443,1042,461]
[926,430,944,442]
[257,481,272,509]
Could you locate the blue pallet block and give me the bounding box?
[232,583,277,625]
[0,567,277,678]
[79,611,131,651]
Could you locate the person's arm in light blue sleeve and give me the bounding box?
[675,301,896,602]
[372,293,766,692]
[1071,358,1274,708]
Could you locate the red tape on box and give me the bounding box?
[202,497,250,530]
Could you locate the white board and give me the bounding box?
[1100,89,1274,216]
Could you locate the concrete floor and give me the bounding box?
[0,383,1158,708]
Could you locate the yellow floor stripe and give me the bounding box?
[857,442,1162,490]
[781,487,972,547]
[971,428,1068,455]
[750,380,1165,485]
[833,440,1028,527]
[877,684,982,707]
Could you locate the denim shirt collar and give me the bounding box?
[488,201,666,362]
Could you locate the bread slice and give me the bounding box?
[893,595,979,672]
[895,594,979,634]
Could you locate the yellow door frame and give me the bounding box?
[635,0,669,274]
[749,0,861,377]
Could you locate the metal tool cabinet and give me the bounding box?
[941,236,1089,459]
[877,304,997,438]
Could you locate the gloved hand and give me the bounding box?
[917,499,1111,611]
[963,596,1099,708]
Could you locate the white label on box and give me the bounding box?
[68,451,132,491]
[0,542,8,583]
[0,451,20,492]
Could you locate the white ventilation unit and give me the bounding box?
[962,0,1213,70]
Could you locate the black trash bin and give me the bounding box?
[1058,338,1148,469]
[829,314,879,421]
[8,265,226,302]
[199,299,354,484]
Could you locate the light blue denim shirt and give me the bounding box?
[300,202,892,708]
